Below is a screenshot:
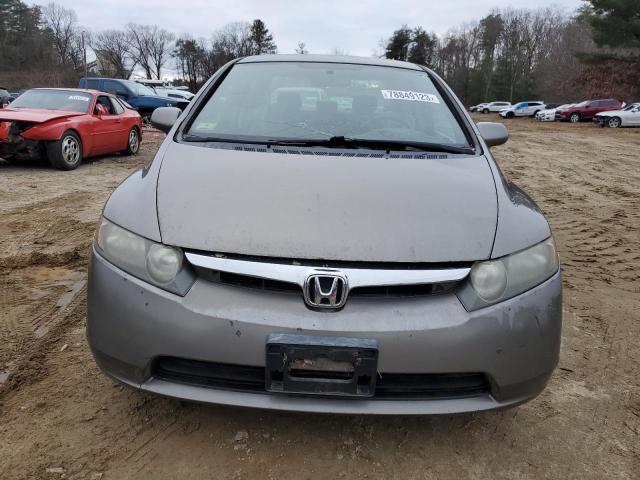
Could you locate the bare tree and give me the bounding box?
[211,22,253,59]
[126,24,174,79]
[147,27,175,80]
[91,30,134,78]
[41,2,82,69]
[126,24,152,79]
[295,42,308,54]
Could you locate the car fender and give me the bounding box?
[102,146,166,242]
[482,154,551,258]
[102,59,238,243]
[20,116,96,157]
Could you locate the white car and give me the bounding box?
[593,103,640,128]
[153,87,195,101]
[536,104,573,122]
[470,103,488,112]
[481,101,511,113]
[500,101,545,118]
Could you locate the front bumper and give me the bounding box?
[0,135,42,160]
[87,249,562,415]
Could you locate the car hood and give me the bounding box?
[140,95,177,103]
[156,142,499,263]
[0,108,84,123]
[594,109,623,117]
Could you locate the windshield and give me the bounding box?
[186,62,471,150]
[574,101,588,108]
[123,81,156,96]
[623,103,639,111]
[9,89,91,112]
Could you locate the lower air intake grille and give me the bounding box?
[153,357,490,400]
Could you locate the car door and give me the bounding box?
[91,95,123,154]
[627,105,640,126]
[584,101,600,118]
[108,96,130,151]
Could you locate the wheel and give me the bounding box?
[122,127,140,156]
[46,131,82,170]
[607,117,621,128]
[532,110,540,118]
[506,111,514,118]
[482,108,489,114]
[570,113,581,123]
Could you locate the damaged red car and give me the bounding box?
[0,88,142,170]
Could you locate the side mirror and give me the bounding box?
[115,90,129,99]
[151,106,181,133]
[477,122,509,147]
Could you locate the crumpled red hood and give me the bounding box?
[0,108,85,124]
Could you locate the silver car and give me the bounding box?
[87,55,562,415]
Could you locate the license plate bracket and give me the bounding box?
[266,334,378,397]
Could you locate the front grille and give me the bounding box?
[153,357,490,400]
[196,268,299,293]
[194,268,460,298]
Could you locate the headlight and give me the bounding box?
[95,217,194,295]
[457,237,559,311]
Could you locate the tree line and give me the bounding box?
[383,1,640,104]
[0,0,277,92]
[0,0,638,103]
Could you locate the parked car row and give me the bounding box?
[472,97,638,128]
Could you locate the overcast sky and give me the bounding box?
[35,0,584,55]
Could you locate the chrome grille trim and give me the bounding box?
[185,253,470,289]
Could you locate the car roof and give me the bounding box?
[82,77,127,81]
[238,54,424,71]
[31,87,100,95]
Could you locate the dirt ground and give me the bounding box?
[0,119,638,480]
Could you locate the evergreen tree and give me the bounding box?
[249,19,276,55]
[586,0,640,51]
[384,25,413,60]
[408,28,438,66]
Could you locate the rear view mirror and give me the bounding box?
[151,107,181,133]
[477,122,509,147]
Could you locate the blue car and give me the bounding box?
[79,77,182,126]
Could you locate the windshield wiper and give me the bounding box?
[270,136,475,155]
[182,134,267,144]
[183,134,475,155]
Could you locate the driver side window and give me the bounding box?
[95,95,116,115]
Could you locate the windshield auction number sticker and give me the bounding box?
[381,90,440,103]
[68,95,89,102]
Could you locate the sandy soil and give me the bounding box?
[0,119,638,479]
